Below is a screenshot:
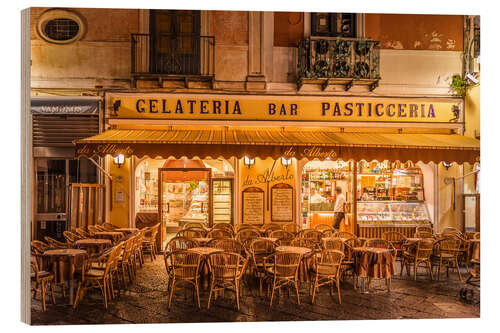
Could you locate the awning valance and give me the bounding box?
[74,128,480,164]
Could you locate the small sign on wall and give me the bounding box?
[115,190,125,203]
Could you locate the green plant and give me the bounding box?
[449,75,468,97]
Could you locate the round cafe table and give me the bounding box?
[353,247,395,293]
[94,231,125,244]
[73,238,112,255]
[42,249,88,304]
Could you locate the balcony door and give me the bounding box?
[150,10,201,75]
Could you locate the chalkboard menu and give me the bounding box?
[271,183,294,222]
[242,187,264,225]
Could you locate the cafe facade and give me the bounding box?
[74,92,480,248]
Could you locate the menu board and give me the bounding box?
[242,187,264,225]
[271,183,294,222]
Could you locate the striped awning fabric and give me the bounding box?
[74,128,480,163]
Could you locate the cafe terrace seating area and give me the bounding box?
[30,222,480,323]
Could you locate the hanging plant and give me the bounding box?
[355,40,371,56]
[333,39,351,59]
[354,61,370,78]
[333,61,350,78]
[313,59,330,78]
[449,75,468,97]
[315,39,329,55]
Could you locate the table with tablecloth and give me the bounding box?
[42,249,88,304]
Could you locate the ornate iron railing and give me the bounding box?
[297,37,380,81]
[131,33,215,76]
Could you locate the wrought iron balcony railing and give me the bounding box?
[131,33,215,77]
[297,37,381,91]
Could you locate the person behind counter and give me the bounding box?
[333,186,346,229]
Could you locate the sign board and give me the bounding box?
[271,183,294,222]
[242,187,265,225]
[109,93,458,123]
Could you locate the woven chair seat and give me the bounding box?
[84,269,106,278]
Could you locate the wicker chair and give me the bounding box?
[282,222,298,233]
[103,222,118,230]
[31,240,50,255]
[87,225,99,236]
[142,223,160,261]
[207,228,233,239]
[342,237,362,288]
[31,256,56,311]
[333,231,357,239]
[74,228,91,238]
[164,250,202,309]
[302,229,324,243]
[431,238,463,281]
[73,243,122,309]
[132,229,146,268]
[236,229,262,250]
[249,238,277,296]
[310,249,344,304]
[314,224,334,232]
[212,222,235,234]
[322,237,345,251]
[183,222,206,229]
[94,224,108,232]
[176,228,204,238]
[415,231,434,239]
[207,252,248,310]
[401,239,434,280]
[473,232,480,240]
[118,237,136,286]
[63,230,79,245]
[269,230,295,246]
[322,229,339,238]
[209,238,246,257]
[382,231,407,271]
[416,225,433,234]
[291,237,319,250]
[166,237,200,252]
[262,224,283,235]
[44,236,68,249]
[264,251,302,308]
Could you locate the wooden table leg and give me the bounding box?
[68,263,76,305]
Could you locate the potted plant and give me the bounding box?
[449,75,468,97]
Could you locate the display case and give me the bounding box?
[212,179,233,224]
[357,201,430,224]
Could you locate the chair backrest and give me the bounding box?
[262,224,282,235]
[416,225,433,234]
[149,223,160,239]
[473,232,480,240]
[415,231,434,239]
[302,229,323,242]
[235,224,259,232]
[183,222,206,229]
[212,222,235,233]
[314,224,334,231]
[208,252,246,280]
[95,224,107,232]
[282,222,298,233]
[74,228,91,238]
[343,237,362,260]
[291,237,319,250]
[166,237,200,252]
[63,230,78,244]
[313,249,344,276]
[249,238,277,268]
[333,231,357,239]
[87,225,98,235]
[269,229,294,240]
[235,229,261,242]
[435,238,461,256]
[321,237,345,251]
[207,228,234,239]
[322,229,339,238]
[270,252,301,279]
[415,239,434,260]
[382,231,407,243]
[121,237,134,262]
[364,238,393,249]
[210,238,246,256]
[176,229,204,238]
[441,227,462,238]
[44,236,68,249]
[103,222,118,230]
[31,240,50,255]
[164,250,202,280]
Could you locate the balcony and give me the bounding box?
[297,37,381,91]
[131,33,215,88]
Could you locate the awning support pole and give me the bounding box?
[78,156,113,180]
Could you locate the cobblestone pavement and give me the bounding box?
[31,257,480,325]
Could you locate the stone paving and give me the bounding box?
[31,257,480,325]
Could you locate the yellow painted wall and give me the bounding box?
[108,156,131,227]
[465,82,480,139]
[239,157,296,224]
[437,163,461,231]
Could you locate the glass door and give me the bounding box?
[158,168,212,247]
[212,179,233,224]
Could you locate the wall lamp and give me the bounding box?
[442,161,453,170]
[281,157,292,169]
[243,156,255,168]
[113,154,125,168]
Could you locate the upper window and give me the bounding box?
[311,13,357,38]
[37,9,86,44]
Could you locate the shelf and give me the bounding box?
[358,200,425,204]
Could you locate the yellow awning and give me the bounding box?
[74,128,480,163]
